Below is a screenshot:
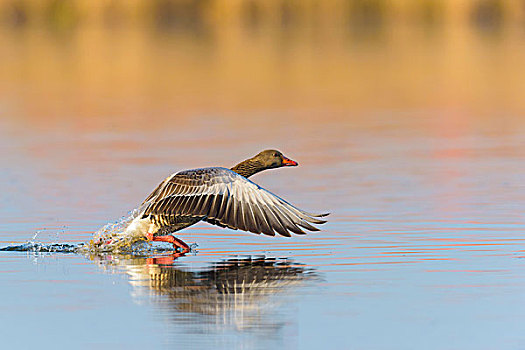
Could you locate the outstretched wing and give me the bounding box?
[139,167,328,237]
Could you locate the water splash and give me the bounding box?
[0,242,80,253]
[0,209,197,255]
[91,209,140,240]
[0,228,80,253]
[80,209,152,254]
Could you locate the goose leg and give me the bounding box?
[146,232,190,253]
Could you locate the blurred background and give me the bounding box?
[2,2,525,349]
[1,0,525,130]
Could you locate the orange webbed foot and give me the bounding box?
[146,233,190,253]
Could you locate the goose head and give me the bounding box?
[253,149,298,169]
[231,149,298,178]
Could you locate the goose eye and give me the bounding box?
[274,153,279,157]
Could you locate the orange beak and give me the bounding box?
[282,156,298,166]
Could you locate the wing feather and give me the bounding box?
[140,167,328,236]
[208,194,221,219]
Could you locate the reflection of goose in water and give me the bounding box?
[93,255,317,331]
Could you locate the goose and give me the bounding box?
[120,150,328,252]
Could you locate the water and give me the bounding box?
[1,24,525,349]
[2,111,524,349]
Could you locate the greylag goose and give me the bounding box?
[123,150,328,252]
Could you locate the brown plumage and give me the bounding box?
[123,150,329,251]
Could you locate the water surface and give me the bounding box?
[2,111,524,349]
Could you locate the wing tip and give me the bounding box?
[304,216,328,225]
[307,212,330,218]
